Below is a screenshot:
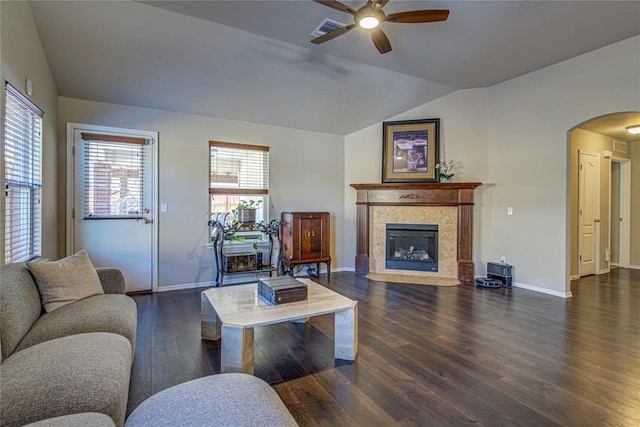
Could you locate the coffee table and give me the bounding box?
[201,278,358,374]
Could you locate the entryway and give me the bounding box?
[569,112,636,280]
[66,123,158,293]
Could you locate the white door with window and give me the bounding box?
[68,124,157,292]
[578,150,599,277]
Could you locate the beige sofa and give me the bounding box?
[0,260,137,427]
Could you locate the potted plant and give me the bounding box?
[436,159,454,182]
[232,199,262,224]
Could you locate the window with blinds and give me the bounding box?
[3,82,44,263]
[209,141,269,220]
[81,133,146,219]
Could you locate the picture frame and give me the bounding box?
[382,118,440,183]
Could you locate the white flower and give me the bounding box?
[435,159,454,177]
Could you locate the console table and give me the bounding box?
[208,217,282,287]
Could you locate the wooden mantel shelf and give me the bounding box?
[350,182,482,284]
[351,183,482,190]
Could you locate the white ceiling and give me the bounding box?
[29,1,640,135]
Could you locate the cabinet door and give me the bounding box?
[300,217,323,260]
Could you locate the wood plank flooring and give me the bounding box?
[127,268,640,426]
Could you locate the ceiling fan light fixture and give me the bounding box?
[626,125,640,135]
[355,7,384,30]
[359,15,380,29]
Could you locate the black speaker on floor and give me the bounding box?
[487,262,513,287]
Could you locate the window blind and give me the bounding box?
[82,134,145,219]
[3,82,44,263]
[209,141,269,195]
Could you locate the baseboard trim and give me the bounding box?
[630,265,640,270]
[570,275,580,281]
[157,281,213,292]
[598,268,611,275]
[331,267,355,273]
[513,281,572,299]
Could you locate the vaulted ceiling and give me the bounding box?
[29,1,640,135]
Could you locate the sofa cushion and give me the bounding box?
[0,332,131,427]
[96,268,126,294]
[0,263,43,361]
[27,250,104,313]
[125,373,298,427]
[14,294,137,355]
[22,413,116,427]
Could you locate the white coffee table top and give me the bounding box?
[202,278,356,328]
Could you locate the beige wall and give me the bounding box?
[57,98,345,289]
[632,141,640,267]
[345,35,640,297]
[1,1,59,262]
[568,128,631,277]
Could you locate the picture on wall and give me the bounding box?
[382,119,440,183]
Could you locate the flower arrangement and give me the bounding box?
[436,159,454,182]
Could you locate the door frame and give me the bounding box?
[577,149,600,277]
[65,122,159,292]
[610,156,631,268]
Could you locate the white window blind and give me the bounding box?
[3,82,44,263]
[209,141,269,195]
[82,133,146,219]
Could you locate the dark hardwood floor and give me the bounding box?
[127,269,640,426]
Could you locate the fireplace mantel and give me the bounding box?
[350,182,481,284]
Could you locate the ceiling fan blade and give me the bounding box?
[385,10,450,23]
[313,0,356,15]
[311,24,356,44]
[371,28,392,54]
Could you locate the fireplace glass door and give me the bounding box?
[386,224,438,272]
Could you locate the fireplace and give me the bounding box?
[386,224,438,272]
[350,182,481,284]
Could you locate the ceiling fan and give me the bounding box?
[311,0,449,54]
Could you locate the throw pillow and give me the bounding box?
[27,250,104,313]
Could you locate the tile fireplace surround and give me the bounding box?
[350,183,481,285]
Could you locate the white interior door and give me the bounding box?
[610,161,620,265]
[69,124,157,292]
[578,150,599,277]
[615,158,631,268]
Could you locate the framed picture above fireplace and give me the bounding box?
[382,118,440,183]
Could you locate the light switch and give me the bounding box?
[507,206,513,216]
[160,203,168,213]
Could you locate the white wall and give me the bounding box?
[58,97,345,289]
[344,35,640,297]
[1,1,59,262]
[487,35,640,295]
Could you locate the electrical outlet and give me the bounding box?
[500,256,506,263]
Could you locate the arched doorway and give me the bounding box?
[568,112,638,281]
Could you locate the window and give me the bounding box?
[209,141,269,222]
[3,82,44,263]
[81,133,146,219]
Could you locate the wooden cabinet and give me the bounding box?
[281,212,331,278]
